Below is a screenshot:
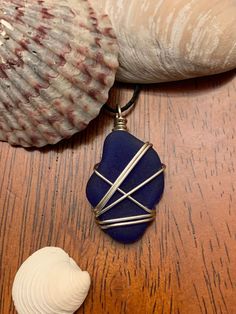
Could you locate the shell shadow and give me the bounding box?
[26,69,235,153]
[26,112,110,154]
[145,68,236,96]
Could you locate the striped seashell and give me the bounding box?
[91,0,236,83]
[0,0,118,147]
[12,247,91,314]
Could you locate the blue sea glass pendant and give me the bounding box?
[86,109,165,244]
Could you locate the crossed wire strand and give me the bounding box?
[93,143,166,230]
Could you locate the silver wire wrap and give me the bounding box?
[93,143,166,230]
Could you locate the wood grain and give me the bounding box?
[0,70,236,314]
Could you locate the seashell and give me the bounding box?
[0,0,118,147]
[91,0,236,83]
[12,247,91,314]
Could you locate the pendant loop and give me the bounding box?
[103,85,141,114]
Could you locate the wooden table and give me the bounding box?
[0,71,236,314]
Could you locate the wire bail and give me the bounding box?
[113,105,128,131]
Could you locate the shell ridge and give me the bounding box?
[46,266,74,311]
[0,22,60,80]
[50,266,90,311]
[10,0,112,49]
[1,13,111,125]
[75,45,118,73]
[54,63,110,114]
[13,248,68,313]
[2,19,71,69]
[10,19,72,61]
[12,247,91,313]
[12,46,114,111]
[27,265,45,313]
[0,46,81,141]
[34,72,97,129]
[10,2,76,23]
[0,68,61,145]
[87,2,116,41]
[0,0,118,147]
[0,88,19,129]
[15,260,38,313]
[4,55,95,134]
[0,80,40,146]
[0,108,30,145]
[0,30,97,135]
[6,62,77,138]
[0,6,75,69]
[0,99,27,142]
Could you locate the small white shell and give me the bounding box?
[12,247,91,314]
[0,0,118,147]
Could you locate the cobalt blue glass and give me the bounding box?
[86,130,165,244]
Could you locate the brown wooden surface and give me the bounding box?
[0,71,236,314]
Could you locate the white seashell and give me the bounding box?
[12,247,91,314]
[0,0,118,147]
[91,0,236,83]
